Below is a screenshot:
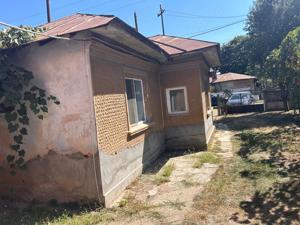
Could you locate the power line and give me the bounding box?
[12,0,144,26]
[75,0,116,13]
[11,0,93,24]
[0,21,71,40]
[166,9,247,19]
[166,13,247,19]
[103,0,145,13]
[187,19,246,38]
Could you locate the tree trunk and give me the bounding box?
[280,85,289,112]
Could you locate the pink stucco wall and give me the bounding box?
[0,39,102,203]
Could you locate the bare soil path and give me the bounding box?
[108,124,235,225]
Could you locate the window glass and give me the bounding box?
[125,78,146,125]
[134,80,145,122]
[166,87,188,114]
[231,94,240,100]
[170,89,186,112]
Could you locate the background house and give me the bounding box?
[0,14,220,207]
[211,72,257,92]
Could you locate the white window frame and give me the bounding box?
[166,86,189,114]
[125,77,147,126]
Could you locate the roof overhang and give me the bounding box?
[212,77,256,84]
[169,44,221,68]
[89,18,169,63]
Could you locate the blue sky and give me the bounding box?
[0,0,254,44]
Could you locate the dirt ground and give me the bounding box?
[1,112,299,225]
[105,123,235,225]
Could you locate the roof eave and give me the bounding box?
[212,77,256,84]
[112,18,170,61]
[170,45,221,67]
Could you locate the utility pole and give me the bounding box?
[134,12,138,32]
[157,4,165,35]
[46,0,51,23]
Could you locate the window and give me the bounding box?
[230,94,241,100]
[166,87,189,114]
[125,78,146,126]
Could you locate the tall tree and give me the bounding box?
[220,35,253,74]
[221,0,300,78]
[265,27,300,111]
[246,0,300,75]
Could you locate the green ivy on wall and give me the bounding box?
[0,26,60,175]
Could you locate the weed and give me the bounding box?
[154,162,175,185]
[193,152,220,168]
[161,162,176,177]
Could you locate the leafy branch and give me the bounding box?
[0,26,59,175]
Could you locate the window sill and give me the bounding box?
[128,123,149,136]
[168,112,190,116]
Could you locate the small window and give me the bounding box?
[125,78,146,126]
[230,94,240,100]
[166,87,189,114]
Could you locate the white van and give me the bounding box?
[227,91,255,106]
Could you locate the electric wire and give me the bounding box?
[186,19,246,38]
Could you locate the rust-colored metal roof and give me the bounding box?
[149,35,218,55]
[39,13,115,39]
[212,72,256,83]
[13,14,219,64]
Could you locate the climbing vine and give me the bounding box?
[0,26,59,175]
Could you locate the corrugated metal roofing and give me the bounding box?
[27,14,219,62]
[40,13,115,38]
[149,35,218,55]
[212,72,256,83]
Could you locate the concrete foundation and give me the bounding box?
[164,124,207,150]
[99,132,164,207]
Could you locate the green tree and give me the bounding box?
[246,0,300,76]
[220,35,253,74]
[0,26,59,175]
[265,27,300,111]
[221,0,300,79]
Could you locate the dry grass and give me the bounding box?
[1,112,298,225]
[186,112,300,225]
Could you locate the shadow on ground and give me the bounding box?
[0,200,99,225]
[232,179,300,225]
[143,148,202,174]
[226,112,300,225]
[216,112,300,131]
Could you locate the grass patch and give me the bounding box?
[193,152,220,168]
[161,199,185,210]
[154,162,175,185]
[0,204,112,225]
[45,209,115,225]
[0,195,163,225]
[187,112,299,225]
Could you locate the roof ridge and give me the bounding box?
[39,13,116,29]
[76,13,115,18]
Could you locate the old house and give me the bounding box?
[212,72,256,92]
[0,14,220,207]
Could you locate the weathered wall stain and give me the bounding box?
[0,38,101,203]
[0,150,100,203]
